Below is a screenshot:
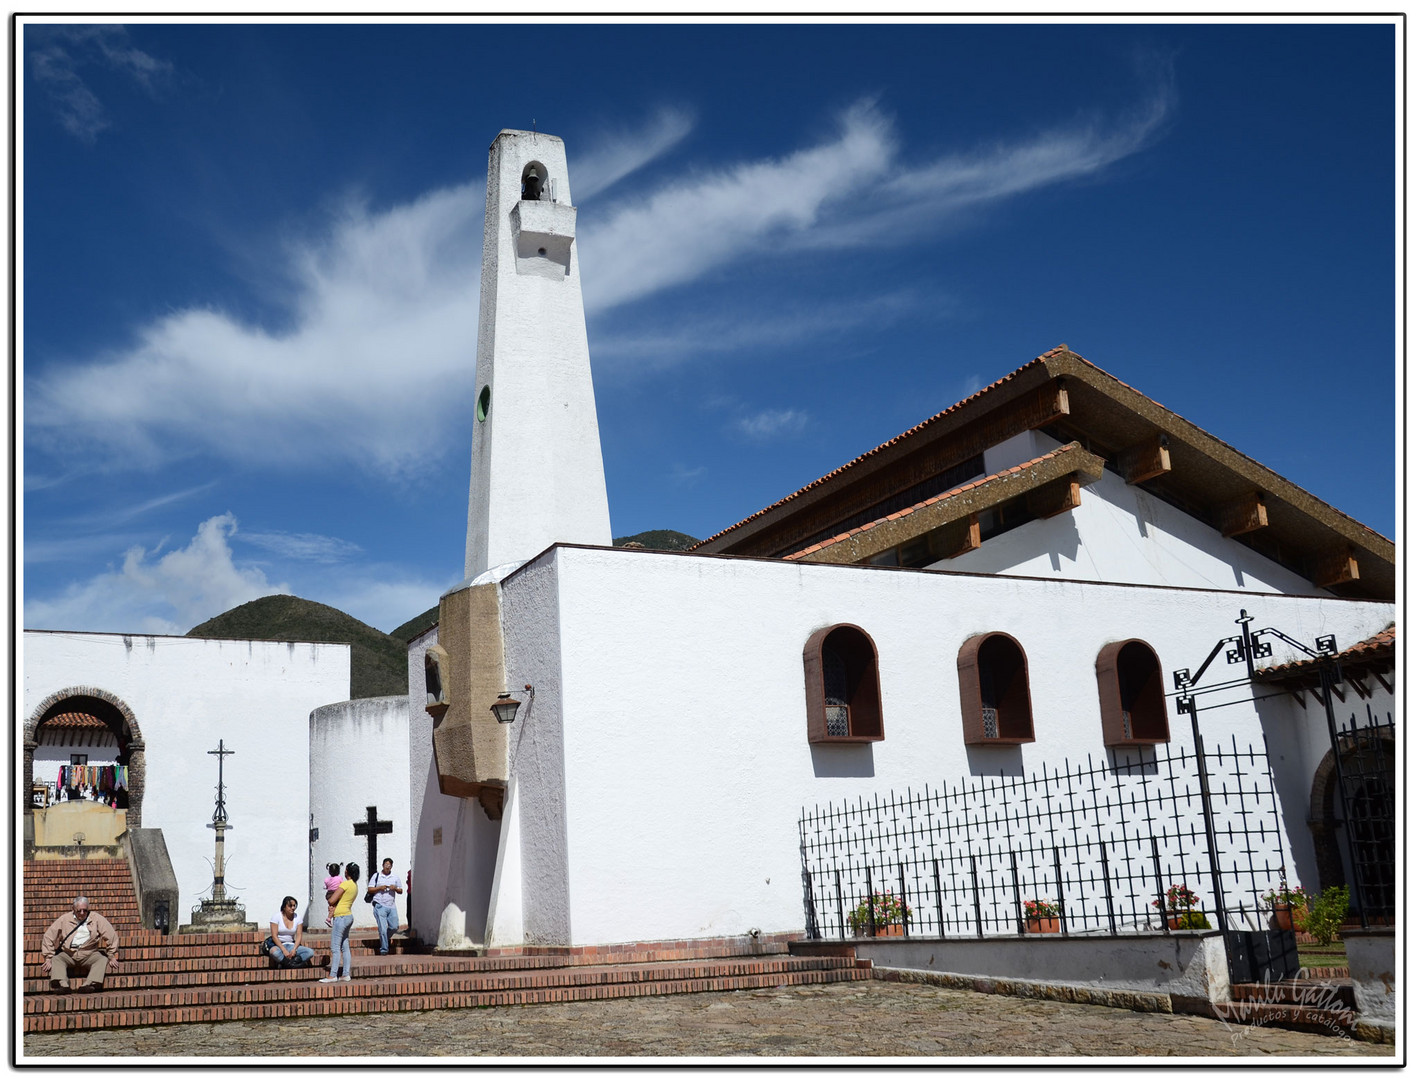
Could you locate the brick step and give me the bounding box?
[1232,980,1355,1009]
[23,959,871,1032]
[25,904,142,917]
[1299,965,1350,979]
[23,934,413,959]
[26,879,135,891]
[22,951,462,981]
[23,952,859,994]
[25,942,811,982]
[1210,999,1357,1036]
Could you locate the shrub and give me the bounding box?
[1302,885,1350,946]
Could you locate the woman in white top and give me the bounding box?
[266,896,315,967]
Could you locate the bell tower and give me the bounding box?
[464,129,612,578]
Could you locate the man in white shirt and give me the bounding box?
[366,858,403,955]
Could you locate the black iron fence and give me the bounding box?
[799,737,1297,944]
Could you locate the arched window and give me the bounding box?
[804,624,883,743]
[958,632,1034,744]
[1096,639,1169,745]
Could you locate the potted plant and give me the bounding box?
[848,891,911,937]
[1152,883,1211,930]
[1261,881,1309,931]
[1022,898,1061,934]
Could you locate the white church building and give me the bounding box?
[23,129,1396,959]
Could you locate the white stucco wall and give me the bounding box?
[950,429,1325,595]
[310,696,411,929]
[497,546,1392,947]
[22,630,350,929]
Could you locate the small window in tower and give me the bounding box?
[521,162,549,201]
[477,385,491,422]
[804,624,884,743]
[424,645,450,721]
[958,632,1034,744]
[1096,639,1169,746]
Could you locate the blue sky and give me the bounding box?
[20,19,1398,636]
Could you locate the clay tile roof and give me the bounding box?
[783,444,1079,561]
[691,344,1068,550]
[42,711,109,730]
[1255,626,1396,678]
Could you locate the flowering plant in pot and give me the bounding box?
[1261,881,1309,931]
[1022,898,1061,933]
[1152,884,1211,930]
[848,892,911,937]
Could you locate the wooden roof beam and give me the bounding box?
[934,514,981,560]
[1027,475,1082,521]
[1116,434,1172,485]
[1312,547,1360,589]
[1216,492,1269,538]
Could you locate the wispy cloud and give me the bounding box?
[592,288,930,373]
[582,79,1172,311]
[26,182,484,478]
[573,106,695,201]
[580,101,894,313]
[23,513,287,634]
[670,464,708,488]
[25,77,1170,484]
[239,530,363,564]
[955,373,985,402]
[28,25,173,142]
[734,408,809,442]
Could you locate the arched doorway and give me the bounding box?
[1308,713,1395,921]
[25,688,145,829]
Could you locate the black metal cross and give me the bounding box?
[207,739,234,824]
[353,805,393,879]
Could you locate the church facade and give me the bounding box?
[21,128,1395,958]
[409,131,1394,949]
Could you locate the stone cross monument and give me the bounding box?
[179,738,256,933]
[463,129,612,579]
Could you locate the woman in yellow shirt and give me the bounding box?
[320,862,360,983]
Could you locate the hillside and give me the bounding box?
[613,530,700,551]
[390,605,440,643]
[187,595,408,700]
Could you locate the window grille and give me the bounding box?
[981,707,998,739]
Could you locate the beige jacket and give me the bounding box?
[42,910,118,965]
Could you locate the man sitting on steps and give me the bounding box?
[42,896,118,994]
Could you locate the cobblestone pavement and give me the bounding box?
[23,981,1395,1060]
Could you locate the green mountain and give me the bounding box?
[613,530,700,551]
[390,605,440,643]
[187,595,408,700]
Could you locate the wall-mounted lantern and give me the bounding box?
[491,684,534,724]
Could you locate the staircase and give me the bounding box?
[1217,979,1359,1037]
[24,860,870,1033]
